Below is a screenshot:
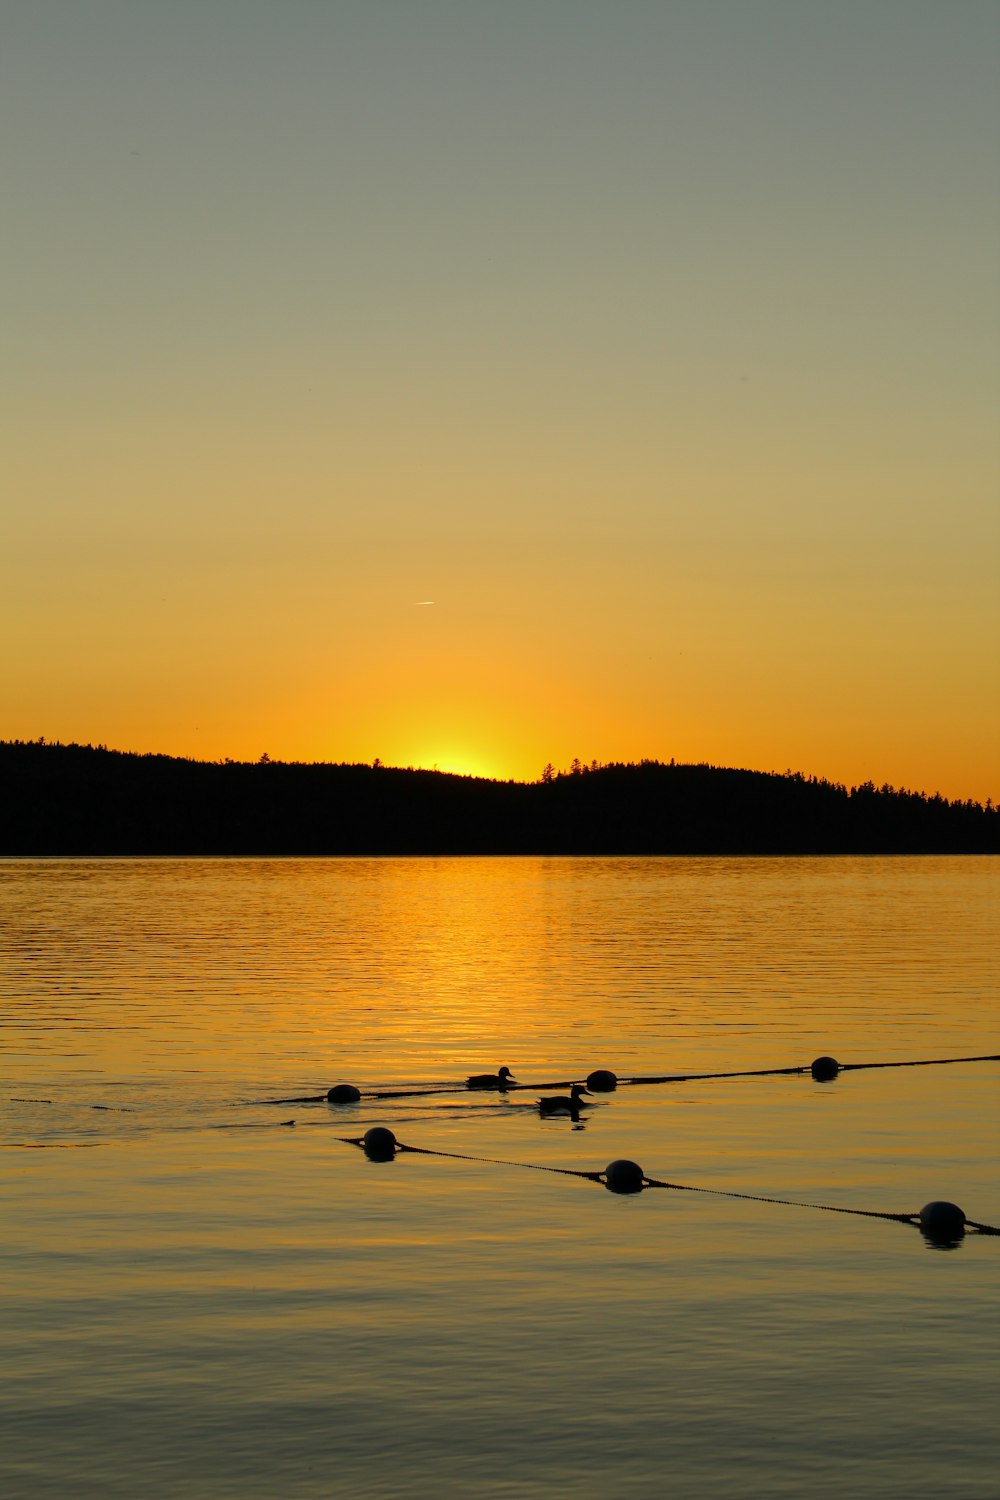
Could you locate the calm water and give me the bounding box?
[1,857,998,1499]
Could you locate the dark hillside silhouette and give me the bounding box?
[0,741,996,855]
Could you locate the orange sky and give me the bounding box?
[3,3,998,801]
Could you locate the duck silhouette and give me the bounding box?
[538,1083,591,1116]
[466,1065,516,1091]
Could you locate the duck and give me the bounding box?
[538,1083,591,1116]
[466,1065,516,1091]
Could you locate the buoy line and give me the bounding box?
[605,1052,1000,1087]
[335,1132,1000,1241]
[639,1178,1000,1234]
[259,1051,999,1106]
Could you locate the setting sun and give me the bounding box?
[4,7,999,1497]
[3,2,997,805]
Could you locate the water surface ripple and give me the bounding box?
[1,857,997,1499]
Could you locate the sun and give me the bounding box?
[402,743,506,782]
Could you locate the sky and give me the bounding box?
[3,1,998,799]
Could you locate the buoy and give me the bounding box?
[604,1159,645,1194]
[363,1126,397,1161]
[919,1200,966,1241]
[586,1069,618,1092]
[811,1055,840,1082]
[327,1084,361,1103]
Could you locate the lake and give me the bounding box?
[1,856,997,1499]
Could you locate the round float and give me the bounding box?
[810,1055,840,1082]
[327,1084,361,1103]
[918,1200,966,1242]
[586,1069,618,1092]
[363,1126,397,1161]
[604,1159,645,1194]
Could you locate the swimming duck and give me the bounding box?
[538,1083,591,1116]
[466,1065,516,1091]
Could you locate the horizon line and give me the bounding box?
[2,737,995,810]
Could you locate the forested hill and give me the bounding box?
[1,741,996,855]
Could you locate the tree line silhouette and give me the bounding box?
[1,739,996,856]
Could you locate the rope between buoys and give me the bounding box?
[337,1137,1000,1233]
[257,1052,999,1106]
[619,1053,1000,1087]
[338,1136,600,1180]
[641,1176,913,1223]
[642,1179,1000,1234]
[843,1053,1000,1072]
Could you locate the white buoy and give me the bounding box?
[586,1069,618,1092]
[327,1084,361,1103]
[363,1126,397,1160]
[604,1159,645,1194]
[919,1200,966,1240]
[811,1055,840,1082]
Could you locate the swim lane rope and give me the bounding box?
[263,1051,999,1104]
[338,1136,1000,1237]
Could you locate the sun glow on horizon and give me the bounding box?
[371,739,513,783]
[3,5,997,808]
